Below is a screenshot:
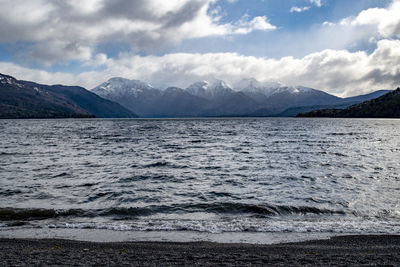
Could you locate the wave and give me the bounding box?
[0,189,24,197]
[141,161,187,169]
[1,204,399,235]
[327,132,363,136]
[144,161,169,168]
[47,218,400,234]
[3,202,397,223]
[0,208,83,221]
[94,203,349,218]
[175,202,348,216]
[0,202,349,222]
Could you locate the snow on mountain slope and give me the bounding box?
[235,78,283,96]
[90,76,390,117]
[92,77,157,98]
[186,80,234,99]
[234,78,317,97]
[0,73,21,87]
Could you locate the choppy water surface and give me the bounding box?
[0,118,399,241]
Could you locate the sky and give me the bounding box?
[0,0,399,97]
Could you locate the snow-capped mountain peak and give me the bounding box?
[186,80,233,98]
[234,78,316,97]
[274,85,314,95]
[102,77,153,91]
[211,79,231,89]
[186,80,209,92]
[235,78,285,97]
[92,77,156,98]
[0,73,18,85]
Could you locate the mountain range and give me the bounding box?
[91,77,390,118]
[0,72,392,119]
[0,73,137,119]
[297,87,400,118]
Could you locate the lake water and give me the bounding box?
[0,118,399,243]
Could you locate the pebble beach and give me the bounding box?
[1,235,399,266]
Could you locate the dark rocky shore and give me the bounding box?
[0,235,399,266]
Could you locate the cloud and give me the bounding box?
[0,0,276,64]
[1,0,399,98]
[308,0,400,60]
[347,1,400,38]
[326,0,400,40]
[310,0,322,8]
[290,0,322,14]
[0,62,78,86]
[2,39,400,97]
[234,15,276,34]
[290,6,311,13]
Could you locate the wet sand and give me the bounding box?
[1,235,399,266]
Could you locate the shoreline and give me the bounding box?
[0,227,336,244]
[1,235,399,266]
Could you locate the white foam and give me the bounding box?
[47,217,400,235]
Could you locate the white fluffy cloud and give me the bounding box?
[331,0,400,40]
[290,0,322,13]
[0,0,275,64]
[310,0,322,8]
[2,39,400,97]
[290,6,311,13]
[348,1,400,38]
[233,15,276,34]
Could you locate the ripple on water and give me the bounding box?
[0,118,399,235]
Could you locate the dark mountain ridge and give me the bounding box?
[0,73,137,119]
[297,88,400,118]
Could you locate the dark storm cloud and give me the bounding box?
[363,69,400,85]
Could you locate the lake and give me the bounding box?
[0,118,399,243]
